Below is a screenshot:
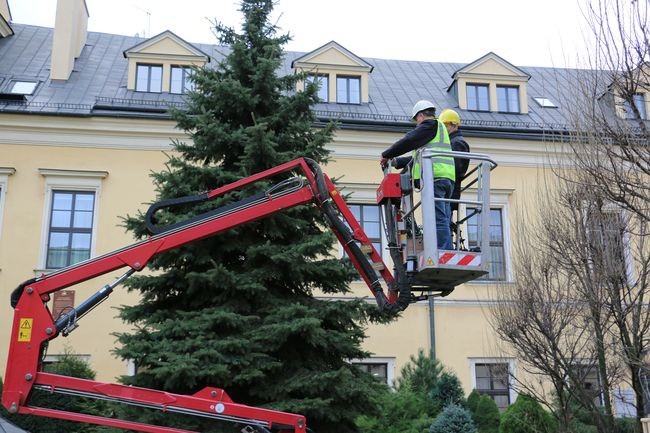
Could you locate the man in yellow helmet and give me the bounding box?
[438,109,470,215]
[380,100,454,250]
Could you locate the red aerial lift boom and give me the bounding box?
[2,153,495,432]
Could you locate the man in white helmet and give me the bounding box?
[380,100,454,250]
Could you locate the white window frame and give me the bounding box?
[43,353,91,364]
[461,189,513,283]
[468,357,517,407]
[336,183,389,264]
[37,169,107,272]
[350,356,396,388]
[0,167,15,244]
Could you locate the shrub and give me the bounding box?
[357,386,433,433]
[430,371,466,410]
[499,394,555,433]
[473,395,500,433]
[0,350,114,433]
[429,403,477,433]
[467,389,482,413]
[397,349,443,395]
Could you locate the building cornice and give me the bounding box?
[0,114,182,150]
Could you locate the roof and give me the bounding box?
[0,23,603,134]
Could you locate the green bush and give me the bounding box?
[397,349,443,395]
[473,395,500,433]
[615,417,640,433]
[0,351,118,433]
[429,403,477,433]
[499,394,555,433]
[430,371,466,409]
[467,389,482,413]
[357,386,433,433]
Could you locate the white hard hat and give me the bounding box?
[411,100,436,120]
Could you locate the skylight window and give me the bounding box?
[533,97,557,108]
[9,81,38,95]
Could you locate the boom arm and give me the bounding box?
[3,158,408,433]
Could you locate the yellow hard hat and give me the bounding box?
[439,109,461,126]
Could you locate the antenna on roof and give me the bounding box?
[130,4,151,38]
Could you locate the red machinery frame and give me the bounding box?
[3,158,402,433]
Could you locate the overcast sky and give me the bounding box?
[8,0,593,68]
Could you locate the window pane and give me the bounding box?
[478,85,489,110]
[364,221,380,239]
[51,210,71,227]
[497,87,507,111]
[306,75,328,102]
[75,193,94,211]
[634,93,646,119]
[53,193,73,210]
[150,66,162,92]
[364,205,380,221]
[136,65,149,91]
[73,211,93,228]
[468,207,506,280]
[337,77,347,102]
[508,88,519,112]
[493,395,510,410]
[349,78,360,104]
[171,67,183,94]
[317,76,328,101]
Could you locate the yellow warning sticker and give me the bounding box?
[427,257,434,266]
[18,318,33,342]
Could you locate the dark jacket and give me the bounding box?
[449,130,470,210]
[381,119,440,159]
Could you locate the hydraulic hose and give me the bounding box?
[304,158,410,314]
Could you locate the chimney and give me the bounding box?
[50,0,89,81]
[0,0,12,22]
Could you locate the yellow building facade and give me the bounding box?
[2,0,647,417]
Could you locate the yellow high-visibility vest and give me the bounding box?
[412,121,454,181]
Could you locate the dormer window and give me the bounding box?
[337,75,361,104]
[123,30,210,93]
[467,83,489,111]
[292,41,373,105]
[135,64,162,93]
[170,66,195,94]
[497,85,520,113]
[450,52,530,114]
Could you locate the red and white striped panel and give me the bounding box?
[437,251,481,267]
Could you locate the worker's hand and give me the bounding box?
[380,157,389,170]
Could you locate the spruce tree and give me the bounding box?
[114,1,388,432]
